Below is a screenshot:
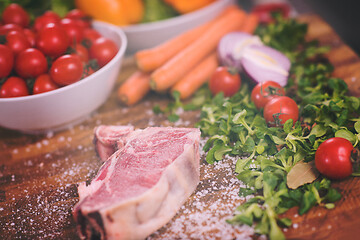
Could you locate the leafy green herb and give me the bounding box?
[152,87,211,122]
[151,12,360,240]
[153,91,183,122]
[141,0,179,23]
[196,14,360,240]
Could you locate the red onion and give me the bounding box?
[241,45,291,87]
[217,32,263,71]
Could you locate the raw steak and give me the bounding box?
[93,125,134,162]
[73,126,201,240]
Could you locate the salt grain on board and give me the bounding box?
[148,139,256,240]
[2,108,258,239]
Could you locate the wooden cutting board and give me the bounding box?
[1,14,360,240]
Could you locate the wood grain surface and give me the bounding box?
[1,14,360,240]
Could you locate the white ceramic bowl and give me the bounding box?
[122,0,235,54]
[0,21,127,133]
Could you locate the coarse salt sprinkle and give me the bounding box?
[148,138,258,240]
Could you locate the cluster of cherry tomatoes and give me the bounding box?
[209,66,299,127]
[0,4,118,98]
[209,69,358,180]
[250,80,298,127]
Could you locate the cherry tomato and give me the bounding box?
[33,74,59,94]
[0,23,23,35]
[209,66,241,97]
[2,3,30,27]
[60,18,84,45]
[0,44,14,78]
[251,81,285,109]
[72,43,89,62]
[15,48,48,78]
[89,37,118,67]
[263,96,298,127]
[65,9,86,19]
[50,54,83,85]
[5,30,31,55]
[0,76,29,98]
[65,9,91,28]
[83,28,101,44]
[315,137,356,179]
[36,23,69,57]
[23,28,36,46]
[251,3,290,24]
[33,11,61,32]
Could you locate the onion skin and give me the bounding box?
[241,45,291,87]
[217,32,263,71]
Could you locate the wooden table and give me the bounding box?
[1,14,360,240]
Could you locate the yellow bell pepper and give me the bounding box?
[163,0,216,14]
[75,0,144,26]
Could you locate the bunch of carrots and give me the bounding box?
[117,5,259,106]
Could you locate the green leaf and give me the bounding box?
[233,109,247,124]
[267,209,286,240]
[206,144,223,164]
[235,157,253,173]
[263,171,280,194]
[208,135,229,144]
[212,92,225,106]
[309,124,327,137]
[168,114,179,122]
[239,187,256,197]
[348,96,360,110]
[260,157,283,171]
[324,203,335,209]
[355,121,360,133]
[278,217,292,227]
[299,189,317,215]
[237,170,262,188]
[171,90,181,102]
[274,148,292,169]
[228,214,253,226]
[243,137,255,153]
[153,105,163,114]
[328,78,348,94]
[283,119,293,133]
[51,0,74,17]
[324,188,342,202]
[256,145,265,154]
[335,129,357,144]
[214,145,232,161]
[142,0,179,22]
[272,135,286,145]
[302,104,320,119]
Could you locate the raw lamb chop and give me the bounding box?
[93,125,134,162]
[73,126,201,240]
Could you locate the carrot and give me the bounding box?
[135,5,237,73]
[117,71,151,106]
[171,52,218,100]
[135,23,209,73]
[240,13,259,34]
[150,7,247,92]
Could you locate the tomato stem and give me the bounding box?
[227,67,239,75]
[351,149,359,163]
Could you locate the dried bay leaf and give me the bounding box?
[287,161,320,189]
